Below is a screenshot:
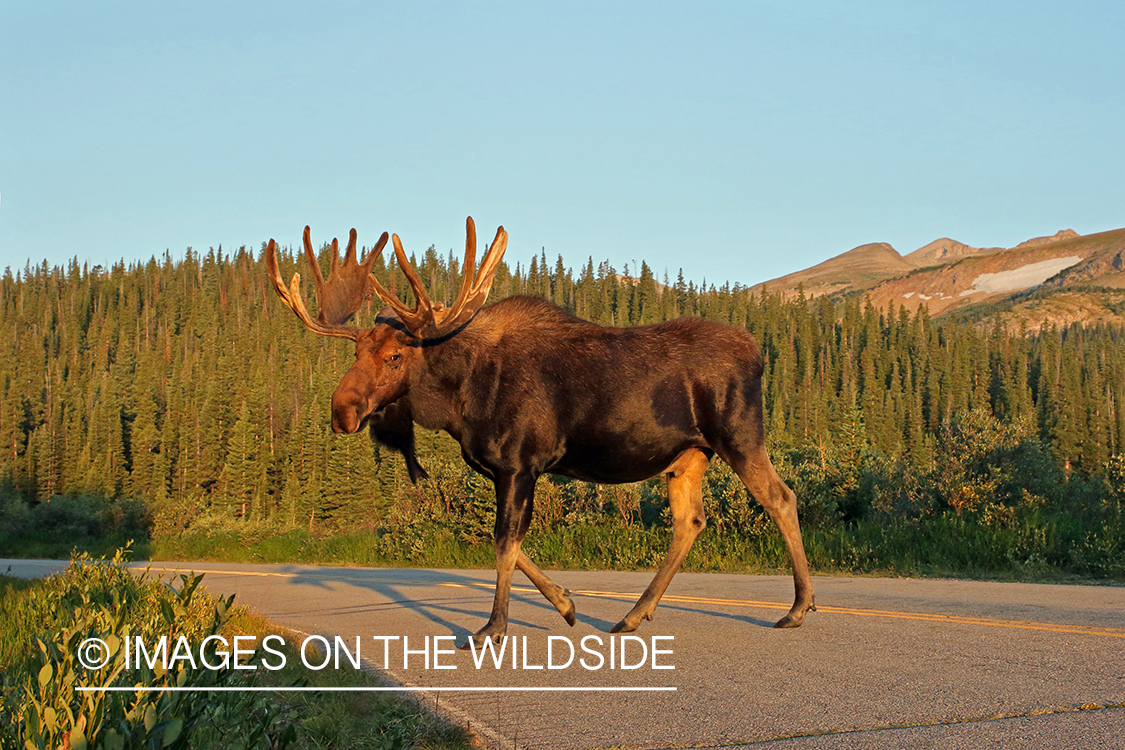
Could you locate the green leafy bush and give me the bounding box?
[0,547,295,749]
[0,494,151,558]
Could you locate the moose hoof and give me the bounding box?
[561,598,577,627]
[610,604,656,633]
[773,613,803,629]
[460,628,506,650]
[609,618,635,634]
[611,612,651,633]
[774,601,815,629]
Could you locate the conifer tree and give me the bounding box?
[3,233,1125,533]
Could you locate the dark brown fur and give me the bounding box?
[332,295,816,645]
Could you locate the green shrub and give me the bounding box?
[0,547,295,749]
[0,494,151,558]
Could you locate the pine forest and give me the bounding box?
[1,242,1122,578]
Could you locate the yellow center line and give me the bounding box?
[141,566,299,579]
[438,582,1125,638]
[139,567,1125,639]
[570,588,1125,639]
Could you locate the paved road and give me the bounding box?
[4,559,1123,749]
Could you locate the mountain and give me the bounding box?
[903,237,1002,266]
[747,242,915,299]
[1039,231,1125,288]
[752,227,1125,330]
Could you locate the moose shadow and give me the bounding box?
[257,564,779,640]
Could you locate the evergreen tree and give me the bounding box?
[2,234,1124,536]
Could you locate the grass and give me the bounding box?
[3,477,1121,586]
[148,528,496,569]
[4,521,1120,587]
[132,512,1121,585]
[0,551,476,750]
[0,528,154,561]
[214,609,475,750]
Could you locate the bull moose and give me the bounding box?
[265,218,815,647]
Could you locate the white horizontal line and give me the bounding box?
[76,686,676,693]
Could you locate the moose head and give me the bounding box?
[265,217,508,436]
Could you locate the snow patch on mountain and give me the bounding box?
[958,256,1083,297]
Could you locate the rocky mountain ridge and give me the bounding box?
[751,227,1125,330]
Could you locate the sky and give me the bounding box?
[1,1,1123,288]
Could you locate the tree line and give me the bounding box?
[1,240,1123,538]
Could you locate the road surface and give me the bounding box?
[3,559,1122,749]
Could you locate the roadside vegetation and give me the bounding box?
[4,409,1121,583]
[1,246,1124,583]
[0,548,473,749]
[149,412,1125,582]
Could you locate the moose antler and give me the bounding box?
[265,226,390,340]
[369,216,508,339]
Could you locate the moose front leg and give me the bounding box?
[517,550,576,626]
[466,471,538,648]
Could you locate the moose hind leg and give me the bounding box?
[466,471,537,649]
[611,449,709,634]
[517,551,576,626]
[729,445,815,628]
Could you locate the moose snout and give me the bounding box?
[331,409,360,434]
[330,388,368,434]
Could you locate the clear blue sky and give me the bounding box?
[2,1,1122,287]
